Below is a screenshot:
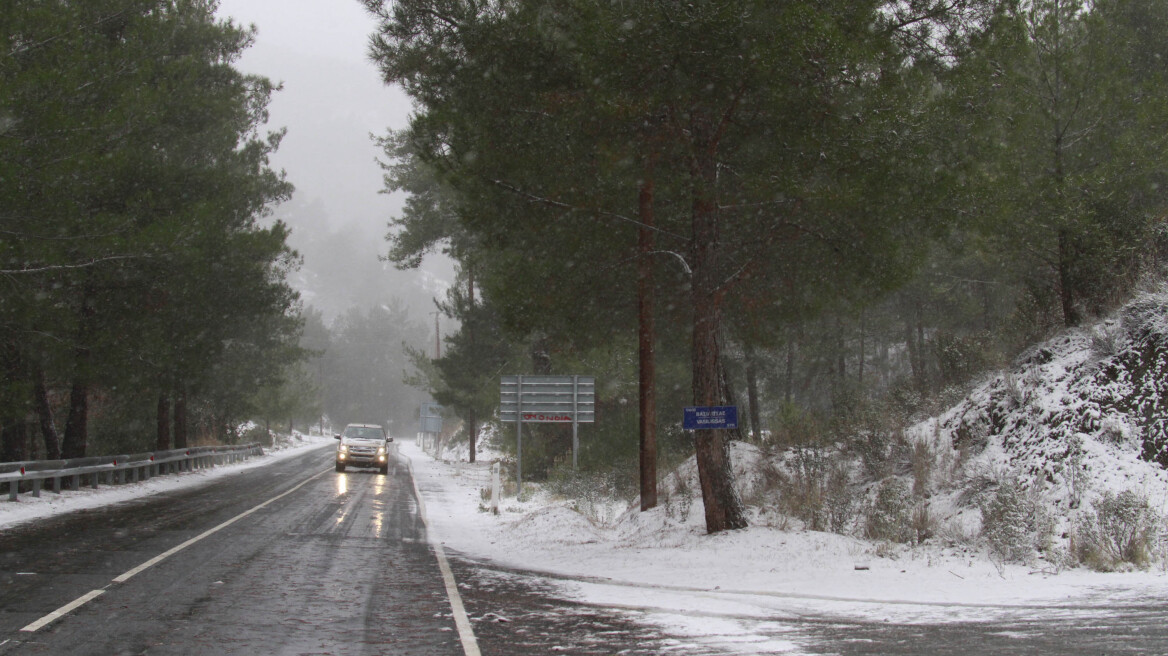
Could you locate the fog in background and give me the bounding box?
[214,0,452,324]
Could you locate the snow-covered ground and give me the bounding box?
[403,438,1168,653]
[0,432,333,531]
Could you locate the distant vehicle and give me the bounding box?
[334,423,393,474]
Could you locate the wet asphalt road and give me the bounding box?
[0,446,682,655]
[1,445,1167,655]
[0,447,459,655]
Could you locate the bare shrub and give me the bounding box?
[777,447,827,531]
[1089,322,1122,359]
[933,429,966,490]
[865,478,913,543]
[937,517,978,546]
[1076,489,1162,571]
[773,449,858,535]
[912,503,935,544]
[956,462,1004,508]
[1003,370,1025,407]
[545,468,628,527]
[911,438,933,498]
[661,471,694,523]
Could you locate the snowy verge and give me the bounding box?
[403,438,1168,627]
[0,432,333,531]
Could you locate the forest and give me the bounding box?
[362,0,1168,532]
[1,0,309,461]
[1,0,435,464]
[5,1,1168,540]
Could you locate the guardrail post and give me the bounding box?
[7,481,16,502]
[32,478,41,498]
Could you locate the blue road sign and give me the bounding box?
[683,406,738,430]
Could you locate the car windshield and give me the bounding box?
[344,426,383,440]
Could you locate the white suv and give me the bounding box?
[334,423,392,474]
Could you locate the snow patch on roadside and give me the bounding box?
[0,432,332,531]
[403,438,1168,631]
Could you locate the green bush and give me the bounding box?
[980,478,1054,563]
[853,429,904,481]
[824,462,857,534]
[1076,489,1161,571]
[865,478,914,543]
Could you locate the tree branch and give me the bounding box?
[0,255,150,275]
[487,178,690,242]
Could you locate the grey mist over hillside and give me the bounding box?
[216,0,451,324]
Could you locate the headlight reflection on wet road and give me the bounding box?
[370,476,387,538]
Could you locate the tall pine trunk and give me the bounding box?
[34,368,61,460]
[689,127,747,533]
[638,170,658,511]
[1,421,27,463]
[2,343,29,462]
[467,409,477,464]
[61,380,88,459]
[61,289,94,459]
[1058,228,1080,327]
[467,266,477,464]
[744,346,761,442]
[156,392,171,451]
[174,391,188,449]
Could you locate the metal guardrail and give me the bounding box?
[0,444,265,502]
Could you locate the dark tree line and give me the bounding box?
[1,0,303,459]
[365,0,1168,533]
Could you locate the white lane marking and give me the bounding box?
[406,459,481,656]
[21,590,105,633]
[112,467,330,584]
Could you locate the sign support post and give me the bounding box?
[516,375,523,500]
[572,375,579,469]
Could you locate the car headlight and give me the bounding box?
[377,446,386,456]
[339,445,348,453]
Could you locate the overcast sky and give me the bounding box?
[213,1,447,321]
[215,0,409,224]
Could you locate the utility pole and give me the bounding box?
[431,311,441,359]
